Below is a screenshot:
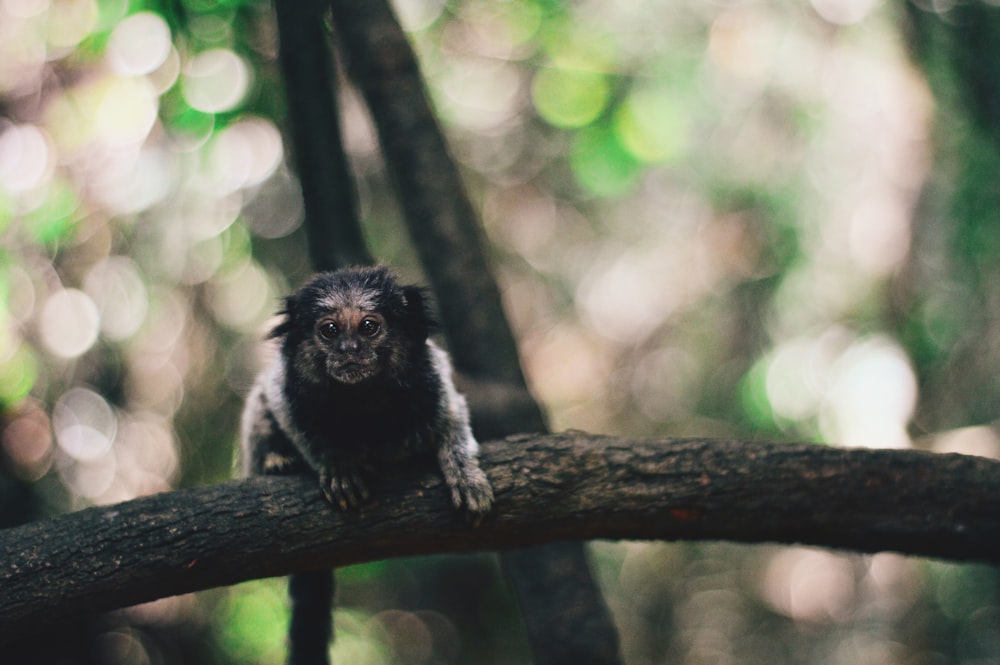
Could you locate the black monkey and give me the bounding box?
[241,265,494,665]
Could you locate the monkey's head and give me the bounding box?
[271,266,431,387]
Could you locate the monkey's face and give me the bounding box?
[274,266,430,388]
[311,308,389,385]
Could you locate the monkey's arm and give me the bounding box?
[247,373,369,509]
[241,381,307,477]
[429,344,494,519]
[268,419,371,511]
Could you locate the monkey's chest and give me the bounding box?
[302,395,437,461]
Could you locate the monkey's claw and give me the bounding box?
[451,469,494,525]
[319,464,369,510]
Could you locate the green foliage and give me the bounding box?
[218,581,289,664]
[613,87,692,164]
[23,180,81,249]
[738,356,779,433]
[570,124,641,197]
[929,562,999,622]
[532,67,611,129]
[0,344,38,408]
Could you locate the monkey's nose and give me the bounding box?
[337,338,360,353]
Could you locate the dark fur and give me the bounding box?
[240,265,493,665]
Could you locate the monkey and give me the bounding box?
[240,265,494,665]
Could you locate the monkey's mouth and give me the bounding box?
[329,359,381,385]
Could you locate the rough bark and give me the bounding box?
[3,433,999,644]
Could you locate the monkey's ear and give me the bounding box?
[401,286,432,342]
[267,294,297,339]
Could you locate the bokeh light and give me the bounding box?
[46,0,99,51]
[38,288,100,359]
[0,124,54,194]
[811,0,882,25]
[1,398,52,480]
[45,76,159,156]
[84,257,149,341]
[106,11,173,76]
[182,48,251,114]
[2,0,999,662]
[613,88,690,164]
[531,67,611,129]
[53,387,116,462]
[218,581,289,664]
[821,336,917,448]
[208,116,283,192]
[206,261,274,332]
[761,548,857,623]
[395,0,447,32]
[241,167,304,239]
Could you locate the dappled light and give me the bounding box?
[761,548,858,623]
[182,48,252,114]
[1,397,51,480]
[38,288,100,359]
[763,331,918,446]
[0,124,53,194]
[84,256,149,341]
[106,12,174,77]
[208,117,284,192]
[2,0,1000,663]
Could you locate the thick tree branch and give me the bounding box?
[3,433,999,643]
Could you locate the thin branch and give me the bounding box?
[273,0,371,270]
[3,433,1000,643]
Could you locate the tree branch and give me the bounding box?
[3,433,999,643]
[273,0,371,270]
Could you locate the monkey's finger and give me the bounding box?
[331,466,369,509]
[318,469,353,510]
[318,476,343,509]
[340,477,363,508]
[333,477,355,510]
[318,471,333,502]
[321,483,346,510]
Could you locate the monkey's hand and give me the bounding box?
[447,464,494,524]
[437,439,494,523]
[318,461,370,511]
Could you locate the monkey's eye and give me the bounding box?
[359,317,381,337]
[318,321,338,339]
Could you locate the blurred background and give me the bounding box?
[2,0,1000,663]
